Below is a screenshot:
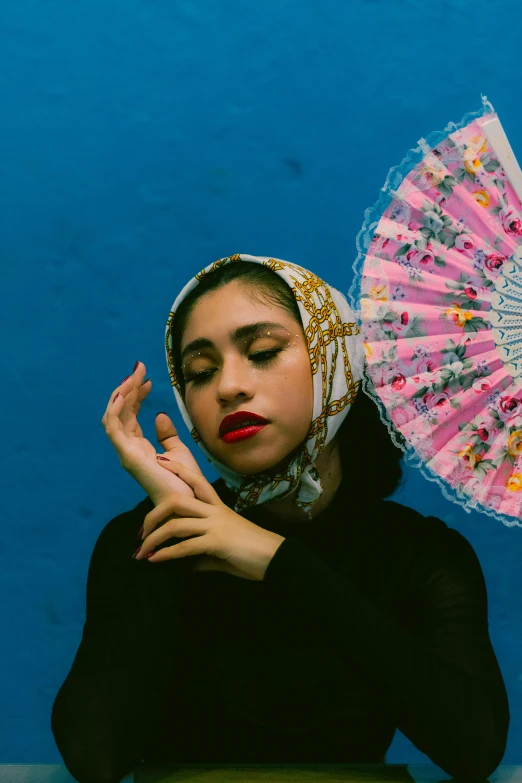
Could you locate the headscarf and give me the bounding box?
[164,254,366,520]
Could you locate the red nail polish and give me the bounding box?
[138,525,144,539]
[157,456,170,462]
[132,546,141,559]
[134,361,140,372]
[145,552,156,559]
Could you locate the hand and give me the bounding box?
[101,361,204,507]
[135,459,286,582]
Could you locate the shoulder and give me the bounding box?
[385,497,476,540]
[380,499,448,533]
[380,500,488,602]
[377,499,484,576]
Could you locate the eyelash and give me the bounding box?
[184,349,282,387]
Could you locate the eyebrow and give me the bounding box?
[180,321,290,363]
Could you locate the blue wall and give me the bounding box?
[2,0,521,767]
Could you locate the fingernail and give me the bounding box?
[121,375,131,384]
[132,546,142,559]
[138,525,144,540]
[157,456,170,462]
[134,361,140,372]
[142,377,150,384]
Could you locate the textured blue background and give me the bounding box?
[2,0,521,767]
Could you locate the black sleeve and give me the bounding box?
[50,498,188,783]
[261,520,510,781]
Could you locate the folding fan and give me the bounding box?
[348,96,522,527]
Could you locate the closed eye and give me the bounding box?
[184,349,282,387]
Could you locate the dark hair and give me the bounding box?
[169,260,406,501]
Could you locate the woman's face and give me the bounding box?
[180,280,314,476]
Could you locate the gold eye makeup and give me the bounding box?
[180,321,296,386]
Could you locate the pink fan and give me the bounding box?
[349,96,522,528]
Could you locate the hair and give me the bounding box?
[169,260,406,502]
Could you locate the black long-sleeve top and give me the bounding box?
[51,475,509,783]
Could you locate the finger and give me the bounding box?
[101,387,133,459]
[142,532,212,563]
[101,369,150,454]
[138,516,208,556]
[155,413,184,453]
[155,458,224,507]
[101,363,148,427]
[131,377,152,438]
[143,490,210,533]
[120,364,150,437]
[123,379,150,438]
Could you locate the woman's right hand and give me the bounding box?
[101,361,204,507]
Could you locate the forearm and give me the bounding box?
[51,618,158,783]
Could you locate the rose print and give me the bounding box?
[463,152,483,175]
[455,233,474,251]
[506,473,522,492]
[472,377,493,393]
[406,247,436,267]
[499,207,522,236]
[369,284,389,301]
[414,358,437,375]
[418,164,446,187]
[507,430,522,457]
[458,443,482,469]
[473,189,490,207]
[445,306,473,327]
[423,390,452,411]
[390,373,407,391]
[497,395,521,423]
[382,307,413,337]
[484,253,505,273]
[477,425,491,443]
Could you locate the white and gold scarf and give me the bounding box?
[165,254,365,519]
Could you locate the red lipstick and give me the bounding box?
[221,424,268,443]
[219,410,269,442]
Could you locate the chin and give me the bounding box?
[226,459,282,477]
[239,454,297,478]
[203,435,301,477]
[215,449,292,477]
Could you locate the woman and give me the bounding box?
[51,254,509,783]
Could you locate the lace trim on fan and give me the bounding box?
[349,95,522,528]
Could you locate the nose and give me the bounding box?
[216,354,256,402]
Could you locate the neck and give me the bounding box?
[262,436,342,523]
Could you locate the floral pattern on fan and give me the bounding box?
[357,105,522,522]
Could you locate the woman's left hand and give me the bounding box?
[134,457,286,582]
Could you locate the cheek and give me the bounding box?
[274,359,313,413]
[184,395,207,432]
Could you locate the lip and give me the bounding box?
[221,423,268,444]
[219,410,269,437]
